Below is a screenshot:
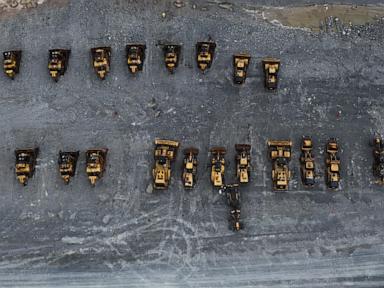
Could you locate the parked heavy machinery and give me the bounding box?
[220,184,242,231]
[48,49,70,81]
[233,54,250,84]
[300,136,315,186]
[325,138,340,189]
[86,149,108,186]
[235,144,251,184]
[3,50,21,79]
[210,147,226,188]
[182,147,199,189]
[163,44,181,73]
[196,41,216,72]
[15,148,39,186]
[91,47,111,80]
[152,139,180,190]
[126,44,146,74]
[263,57,280,90]
[58,151,79,184]
[268,140,292,191]
[372,134,384,184]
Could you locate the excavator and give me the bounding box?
[15,148,39,186]
[372,134,384,184]
[163,44,181,73]
[220,184,242,231]
[91,47,111,80]
[58,151,79,184]
[235,144,251,184]
[196,41,216,72]
[3,50,21,79]
[268,140,292,191]
[48,49,70,82]
[263,57,280,90]
[325,138,340,189]
[182,147,199,189]
[86,149,108,186]
[210,147,226,188]
[126,44,146,74]
[233,54,250,84]
[300,136,315,186]
[152,139,179,190]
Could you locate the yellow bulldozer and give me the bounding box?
[58,151,79,184]
[196,41,216,72]
[210,147,226,188]
[15,148,39,186]
[300,136,315,186]
[233,54,250,84]
[163,44,181,73]
[182,147,199,189]
[3,50,21,79]
[268,140,292,191]
[86,149,108,186]
[235,144,251,184]
[91,47,111,80]
[152,139,179,190]
[263,57,280,90]
[326,138,340,189]
[48,49,70,82]
[126,44,146,74]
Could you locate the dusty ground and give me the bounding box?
[0,0,384,287]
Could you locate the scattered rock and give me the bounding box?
[174,1,185,8]
[61,236,85,245]
[102,214,112,225]
[146,183,153,194]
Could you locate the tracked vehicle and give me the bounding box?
[373,134,384,184]
[48,49,70,82]
[233,54,250,84]
[268,140,292,191]
[220,184,242,231]
[182,147,199,189]
[163,44,181,73]
[3,50,21,79]
[235,144,251,184]
[210,147,226,188]
[196,41,216,72]
[15,148,39,186]
[152,139,179,190]
[325,138,340,189]
[126,44,146,74]
[91,47,111,80]
[300,137,315,186]
[263,57,280,90]
[86,149,108,186]
[58,151,79,184]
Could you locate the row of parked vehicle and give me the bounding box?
[2,42,281,88]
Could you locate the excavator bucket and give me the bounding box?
[86,149,108,186]
[152,139,180,190]
[263,57,280,90]
[325,138,340,189]
[235,144,251,184]
[267,140,292,160]
[91,47,111,80]
[15,148,39,186]
[48,49,70,82]
[233,54,250,84]
[268,140,292,191]
[3,50,21,79]
[58,151,79,184]
[210,147,226,188]
[163,44,181,73]
[182,147,199,189]
[196,41,216,72]
[126,44,146,74]
[300,136,315,186]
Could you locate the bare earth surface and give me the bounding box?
[0,0,384,287]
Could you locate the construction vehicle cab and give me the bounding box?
[58,151,79,184]
[268,140,292,191]
[220,184,242,231]
[86,149,108,186]
[263,57,280,90]
[48,49,70,82]
[15,148,39,186]
[300,136,315,186]
[182,147,198,189]
[235,144,251,184]
[373,134,384,183]
[126,44,146,74]
[326,138,340,189]
[152,139,179,190]
[91,47,111,80]
[196,41,216,72]
[233,54,250,84]
[210,147,226,188]
[163,44,181,73]
[3,50,21,79]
